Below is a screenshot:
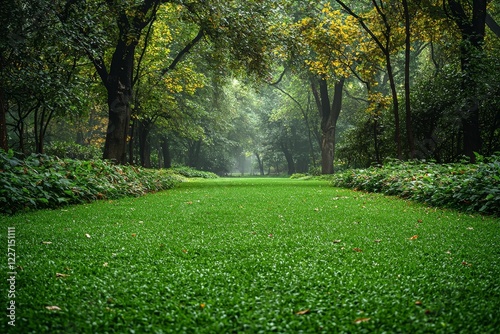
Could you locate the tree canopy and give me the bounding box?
[1,0,499,174]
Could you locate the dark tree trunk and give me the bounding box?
[128,117,136,165]
[447,0,486,162]
[102,37,135,164]
[138,119,152,168]
[161,136,171,169]
[255,152,264,175]
[402,0,415,158]
[187,139,202,168]
[34,105,55,154]
[0,88,8,151]
[311,76,345,174]
[281,142,295,175]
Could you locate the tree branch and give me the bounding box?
[486,12,500,37]
[160,29,205,77]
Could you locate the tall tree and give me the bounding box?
[335,0,403,158]
[402,0,415,158]
[445,0,487,162]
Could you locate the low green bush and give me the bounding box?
[45,141,103,160]
[0,150,183,214]
[169,166,219,179]
[331,155,500,216]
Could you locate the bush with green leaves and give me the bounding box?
[169,166,219,179]
[0,150,183,214]
[331,155,500,216]
[45,141,103,160]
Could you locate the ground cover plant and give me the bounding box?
[2,178,499,333]
[0,150,219,214]
[330,155,500,216]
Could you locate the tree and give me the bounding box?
[335,0,404,158]
[445,0,487,162]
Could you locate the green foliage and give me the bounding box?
[331,155,500,216]
[289,172,311,179]
[45,141,103,160]
[0,150,183,214]
[169,166,218,179]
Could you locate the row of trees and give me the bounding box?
[1,0,500,174]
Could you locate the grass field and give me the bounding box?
[2,178,500,333]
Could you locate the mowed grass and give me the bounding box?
[2,178,500,333]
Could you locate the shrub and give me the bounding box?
[45,141,103,160]
[289,173,309,179]
[168,166,218,179]
[331,155,500,216]
[0,150,183,214]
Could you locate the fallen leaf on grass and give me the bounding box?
[103,262,109,267]
[353,247,363,252]
[354,317,370,324]
[46,306,61,311]
[56,273,70,278]
[182,249,188,253]
[409,235,418,240]
[461,261,472,267]
[85,233,91,238]
[131,233,137,237]
[333,240,342,244]
[200,303,206,309]
[415,301,423,305]
[41,241,52,244]
[314,208,320,212]
[295,309,310,315]
[466,227,474,230]
[186,201,193,205]
[374,239,382,243]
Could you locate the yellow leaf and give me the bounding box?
[56,273,70,278]
[46,306,61,311]
[295,309,310,315]
[354,317,371,324]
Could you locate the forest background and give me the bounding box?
[1,0,500,176]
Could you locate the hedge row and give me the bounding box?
[330,156,500,216]
[0,151,186,214]
[169,166,219,179]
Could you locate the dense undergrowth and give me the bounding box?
[0,150,217,214]
[330,155,500,216]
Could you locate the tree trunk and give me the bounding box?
[281,143,295,175]
[311,76,345,174]
[448,0,486,162]
[161,136,172,169]
[255,152,264,175]
[138,119,152,168]
[402,0,415,158]
[0,88,8,151]
[103,39,134,164]
[187,139,202,168]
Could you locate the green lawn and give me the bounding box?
[2,178,500,333]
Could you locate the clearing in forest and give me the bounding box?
[2,178,499,333]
